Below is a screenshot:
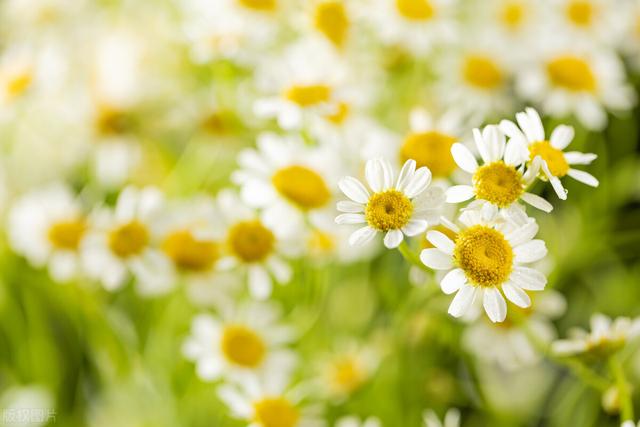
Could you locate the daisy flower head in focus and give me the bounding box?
[216,189,295,300]
[182,301,297,383]
[500,107,599,200]
[81,186,173,295]
[335,416,382,427]
[445,124,554,214]
[420,207,548,322]
[253,37,348,130]
[423,408,460,427]
[516,45,635,131]
[364,0,457,55]
[552,313,640,358]
[335,157,445,249]
[233,132,341,237]
[217,374,324,427]
[8,183,87,283]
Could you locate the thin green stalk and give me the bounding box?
[397,241,430,272]
[609,355,634,422]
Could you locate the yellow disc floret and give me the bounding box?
[462,55,503,90]
[365,190,413,231]
[253,397,300,427]
[566,0,594,27]
[237,0,277,12]
[162,230,218,272]
[48,219,86,250]
[529,140,570,177]
[221,324,266,367]
[473,161,524,208]
[227,220,275,263]
[272,165,331,210]
[284,84,331,107]
[400,131,457,177]
[328,355,365,395]
[500,1,525,30]
[395,0,435,21]
[454,225,514,287]
[109,221,149,258]
[546,56,596,92]
[314,1,349,47]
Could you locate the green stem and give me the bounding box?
[397,241,430,272]
[609,355,634,422]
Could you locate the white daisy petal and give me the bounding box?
[567,169,599,187]
[504,138,528,166]
[502,281,531,308]
[540,160,567,200]
[335,213,366,225]
[337,200,364,213]
[564,152,597,165]
[499,119,525,140]
[339,177,370,204]
[404,167,432,198]
[380,158,395,190]
[445,185,474,203]
[448,284,478,318]
[506,220,539,247]
[426,230,455,255]
[521,192,553,213]
[402,219,428,236]
[473,128,490,163]
[451,143,478,173]
[525,107,545,141]
[248,266,272,300]
[510,267,547,290]
[420,248,453,270]
[550,125,574,150]
[440,268,466,294]
[348,226,377,246]
[483,287,507,323]
[514,240,547,263]
[396,159,416,191]
[383,229,404,248]
[365,159,384,192]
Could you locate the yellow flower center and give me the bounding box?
[161,230,218,272]
[227,220,275,263]
[5,71,32,98]
[454,225,513,287]
[221,324,266,367]
[108,221,149,258]
[566,0,594,27]
[237,0,276,12]
[326,102,350,125]
[473,161,524,208]
[272,165,331,210]
[253,397,300,427]
[95,106,135,136]
[308,229,336,255]
[421,224,457,249]
[400,131,457,177]
[329,355,365,395]
[314,1,349,47]
[500,1,525,30]
[365,190,413,231]
[462,55,504,90]
[48,219,86,250]
[546,55,596,92]
[284,84,331,107]
[395,0,435,21]
[529,140,570,177]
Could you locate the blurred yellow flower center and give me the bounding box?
[546,56,596,92]
[308,229,336,255]
[314,2,349,47]
[161,230,218,272]
[5,71,33,98]
[462,55,503,90]
[95,106,135,136]
[48,219,86,250]
[227,220,275,263]
[329,355,365,394]
[109,221,149,258]
[421,224,457,249]
[221,324,266,367]
[473,161,524,207]
[400,131,457,177]
[500,2,525,29]
[454,225,513,287]
[529,140,570,177]
[396,0,435,21]
[284,84,331,107]
[326,102,350,124]
[237,0,276,12]
[272,165,331,210]
[365,190,413,231]
[253,397,299,427]
[566,0,594,27]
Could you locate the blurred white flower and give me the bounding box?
[423,408,460,427]
[0,385,54,427]
[335,416,382,427]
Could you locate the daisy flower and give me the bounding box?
[335,416,382,427]
[217,375,324,427]
[363,0,457,55]
[8,183,87,283]
[500,107,599,200]
[293,1,351,51]
[81,186,173,295]
[552,313,640,358]
[622,421,640,427]
[445,124,553,213]
[317,342,380,401]
[335,158,445,249]
[423,408,460,427]
[216,190,295,300]
[420,207,548,322]
[516,45,635,130]
[182,302,297,383]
